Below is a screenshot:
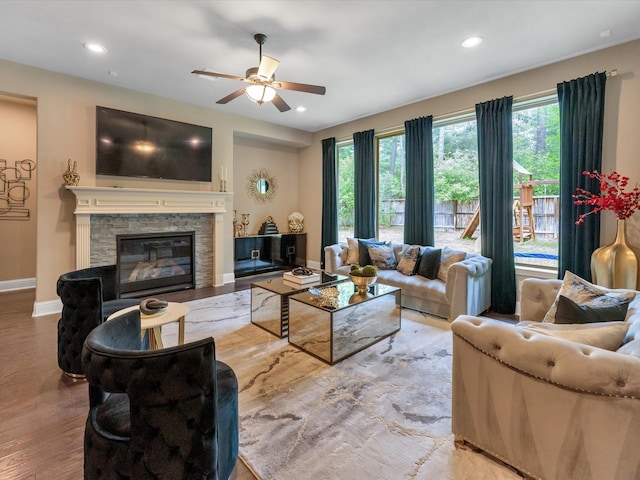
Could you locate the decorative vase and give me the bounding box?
[591,219,640,290]
[289,219,304,233]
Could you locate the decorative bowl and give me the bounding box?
[349,274,377,294]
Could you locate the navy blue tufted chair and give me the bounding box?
[82,309,239,480]
[56,265,140,377]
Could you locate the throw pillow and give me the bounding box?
[346,237,360,265]
[367,244,397,270]
[542,271,637,323]
[555,294,631,324]
[358,239,387,266]
[396,245,421,276]
[520,321,630,351]
[417,247,441,279]
[437,246,466,282]
[345,237,374,265]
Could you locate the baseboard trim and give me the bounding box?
[33,299,63,317]
[515,265,558,280]
[307,259,321,270]
[215,272,236,286]
[0,277,36,292]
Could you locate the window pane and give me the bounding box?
[512,102,559,269]
[337,143,354,243]
[378,134,405,244]
[433,120,479,253]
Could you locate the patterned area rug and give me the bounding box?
[161,290,521,480]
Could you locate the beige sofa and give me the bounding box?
[451,278,640,480]
[324,242,492,320]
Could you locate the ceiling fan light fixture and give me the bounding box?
[257,55,280,81]
[246,84,276,104]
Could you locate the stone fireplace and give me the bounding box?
[117,230,196,297]
[66,186,229,287]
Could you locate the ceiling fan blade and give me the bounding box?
[271,94,291,112]
[192,69,248,83]
[257,55,279,81]
[216,88,246,104]
[273,81,326,95]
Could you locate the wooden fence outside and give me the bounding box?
[379,196,560,238]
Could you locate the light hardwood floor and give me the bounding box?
[0,277,271,479]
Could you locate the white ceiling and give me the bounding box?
[1,1,639,133]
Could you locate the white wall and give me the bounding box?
[232,135,300,235]
[0,59,311,310]
[0,97,37,286]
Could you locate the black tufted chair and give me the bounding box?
[82,309,239,480]
[57,265,140,377]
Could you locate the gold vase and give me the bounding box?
[591,219,640,290]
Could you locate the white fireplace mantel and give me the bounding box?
[66,185,229,215]
[66,186,231,286]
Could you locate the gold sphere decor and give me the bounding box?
[288,211,304,233]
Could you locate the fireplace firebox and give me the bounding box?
[116,231,195,298]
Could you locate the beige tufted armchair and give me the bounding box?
[451,278,640,480]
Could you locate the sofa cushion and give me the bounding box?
[396,245,420,276]
[519,321,630,351]
[543,271,636,323]
[437,246,466,282]
[346,237,374,265]
[358,239,387,266]
[390,243,406,264]
[367,244,397,270]
[377,269,447,302]
[555,294,631,324]
[417,247,441,279]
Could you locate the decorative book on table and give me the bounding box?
[283,270,321,285]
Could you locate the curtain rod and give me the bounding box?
[335,69,619,143]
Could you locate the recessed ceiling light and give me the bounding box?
[296,106,307,113]
[461,36,483,48]
[84,42,107,54]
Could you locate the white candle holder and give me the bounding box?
[220,179,227,192]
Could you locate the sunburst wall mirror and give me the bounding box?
[247,167,278,204]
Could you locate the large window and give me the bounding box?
[377,133,405,244]
[337,142,354,243]
[336,96,560,271]
[432,118,479,253]
[512,99,560,268]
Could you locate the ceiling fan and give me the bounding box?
[192,33,326,112]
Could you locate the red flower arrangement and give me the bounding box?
[573,170,640,225]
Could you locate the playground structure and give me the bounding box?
[512,161,535,243]
[460,161,559,242]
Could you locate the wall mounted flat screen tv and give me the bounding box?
[96,106,212,182]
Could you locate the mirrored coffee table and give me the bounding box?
[251,271,345,338]
[288,282,401,364]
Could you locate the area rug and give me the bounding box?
[161,290,522,480]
